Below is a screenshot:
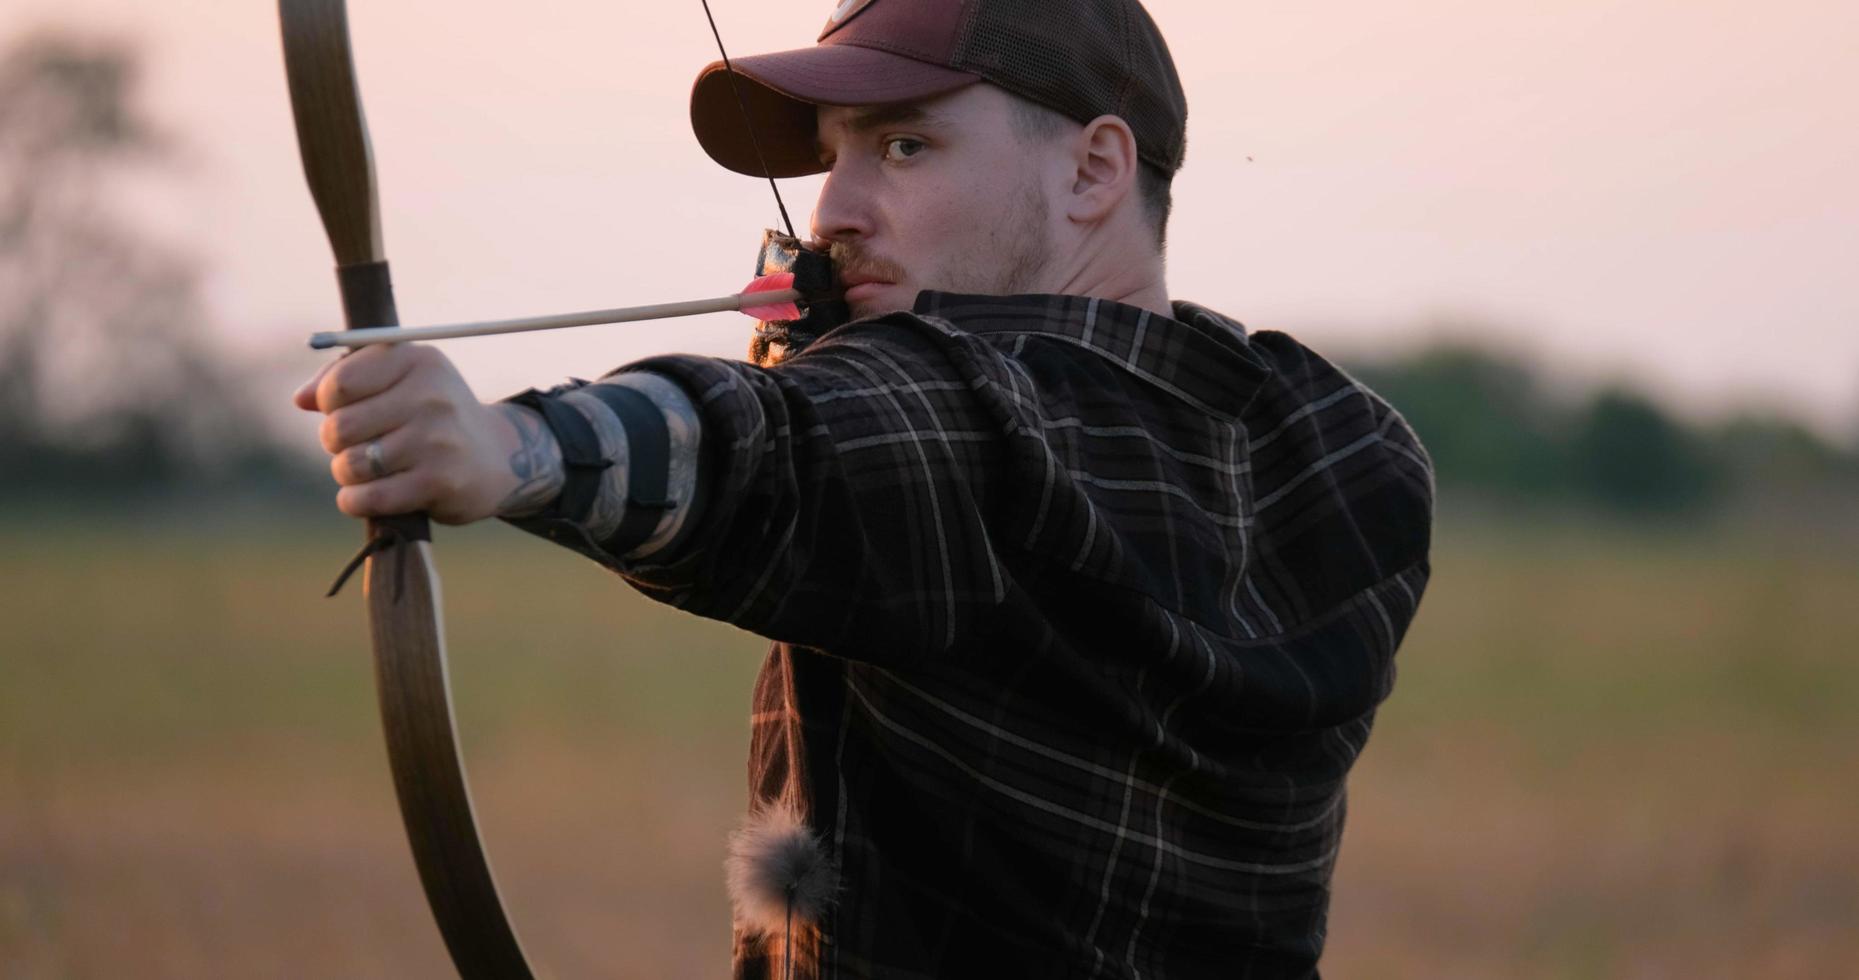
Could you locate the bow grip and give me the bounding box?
[337,261,435,548]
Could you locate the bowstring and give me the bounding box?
[696,12,801,969]
[699,0,797,239]
[697,4,798,956]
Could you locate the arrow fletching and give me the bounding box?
[739,272,802,322]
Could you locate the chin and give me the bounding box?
[846,283,912,320]
[849,300,900,320]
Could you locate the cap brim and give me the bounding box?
[691,44,980,179]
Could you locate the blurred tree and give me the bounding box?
[1347,343,1859,520]
[1711,413,1852,488]
[1567,387,1721,513]
[1352,344,1571,501]
[0,30,295,500]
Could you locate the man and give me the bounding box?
[293,1,1434,976]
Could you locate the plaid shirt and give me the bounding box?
[529,292,1433,979]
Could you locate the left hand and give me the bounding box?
[293,343,526,525]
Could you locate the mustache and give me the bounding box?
[827,242,907,287]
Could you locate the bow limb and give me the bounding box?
[277,2,535,976]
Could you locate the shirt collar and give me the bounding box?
[911,291,1274,420]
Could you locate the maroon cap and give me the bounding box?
[691,0,1188,180]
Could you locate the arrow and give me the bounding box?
[308,273,807,349]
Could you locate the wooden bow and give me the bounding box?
[277,2,536,976]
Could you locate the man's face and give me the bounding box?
[813,84,1063,319]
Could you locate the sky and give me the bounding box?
[6,0,1857,437]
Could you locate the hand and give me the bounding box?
[293,344,526,525]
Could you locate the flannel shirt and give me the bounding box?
[514,291,1434,979]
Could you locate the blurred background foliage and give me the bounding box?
[1353,345,1859,520]
[0,32,309,508]
[2,29,1855,980]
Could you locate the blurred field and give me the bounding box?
[1,513,1855,978]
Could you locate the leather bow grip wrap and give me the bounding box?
[278,1,536,976]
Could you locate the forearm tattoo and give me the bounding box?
[494,403,567,517]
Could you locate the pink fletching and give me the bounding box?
[739,273,802,322]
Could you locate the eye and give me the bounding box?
[882,137,926,162]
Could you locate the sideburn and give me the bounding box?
[988,176,1055,295]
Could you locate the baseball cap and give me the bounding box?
[690,0,1187,180]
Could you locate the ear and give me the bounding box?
[1065,114,1141,226]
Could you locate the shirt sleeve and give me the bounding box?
[598,314,1018,666]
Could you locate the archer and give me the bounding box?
[293,2,1435,977]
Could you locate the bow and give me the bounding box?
[276,2,831,973]
[277,2,536,976]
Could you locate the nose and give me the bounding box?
[809,159,875,245]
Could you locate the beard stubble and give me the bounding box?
[830,176,1055,318]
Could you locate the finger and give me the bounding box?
[320,385,420,455]
[294,360,338,411]
[335,468,436,519]
[315,343,423,412]
[330,426,412,487]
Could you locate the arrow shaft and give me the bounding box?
[309,288,804,349]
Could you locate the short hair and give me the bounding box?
[1010,94,1174,251]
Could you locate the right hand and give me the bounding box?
[292,343,532,525]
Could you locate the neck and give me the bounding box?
[1046,228,1172,319]
[1098,270,1171,319]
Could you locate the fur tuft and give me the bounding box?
[725,804,838,936]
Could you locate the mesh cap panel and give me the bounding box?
[953,0,1187,173]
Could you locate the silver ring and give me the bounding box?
[364,440,389,480]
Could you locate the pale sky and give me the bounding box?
[7,0,1857,436]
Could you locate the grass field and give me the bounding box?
[2,512,1854,978]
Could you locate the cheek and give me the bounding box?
[899,173,1029,280]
